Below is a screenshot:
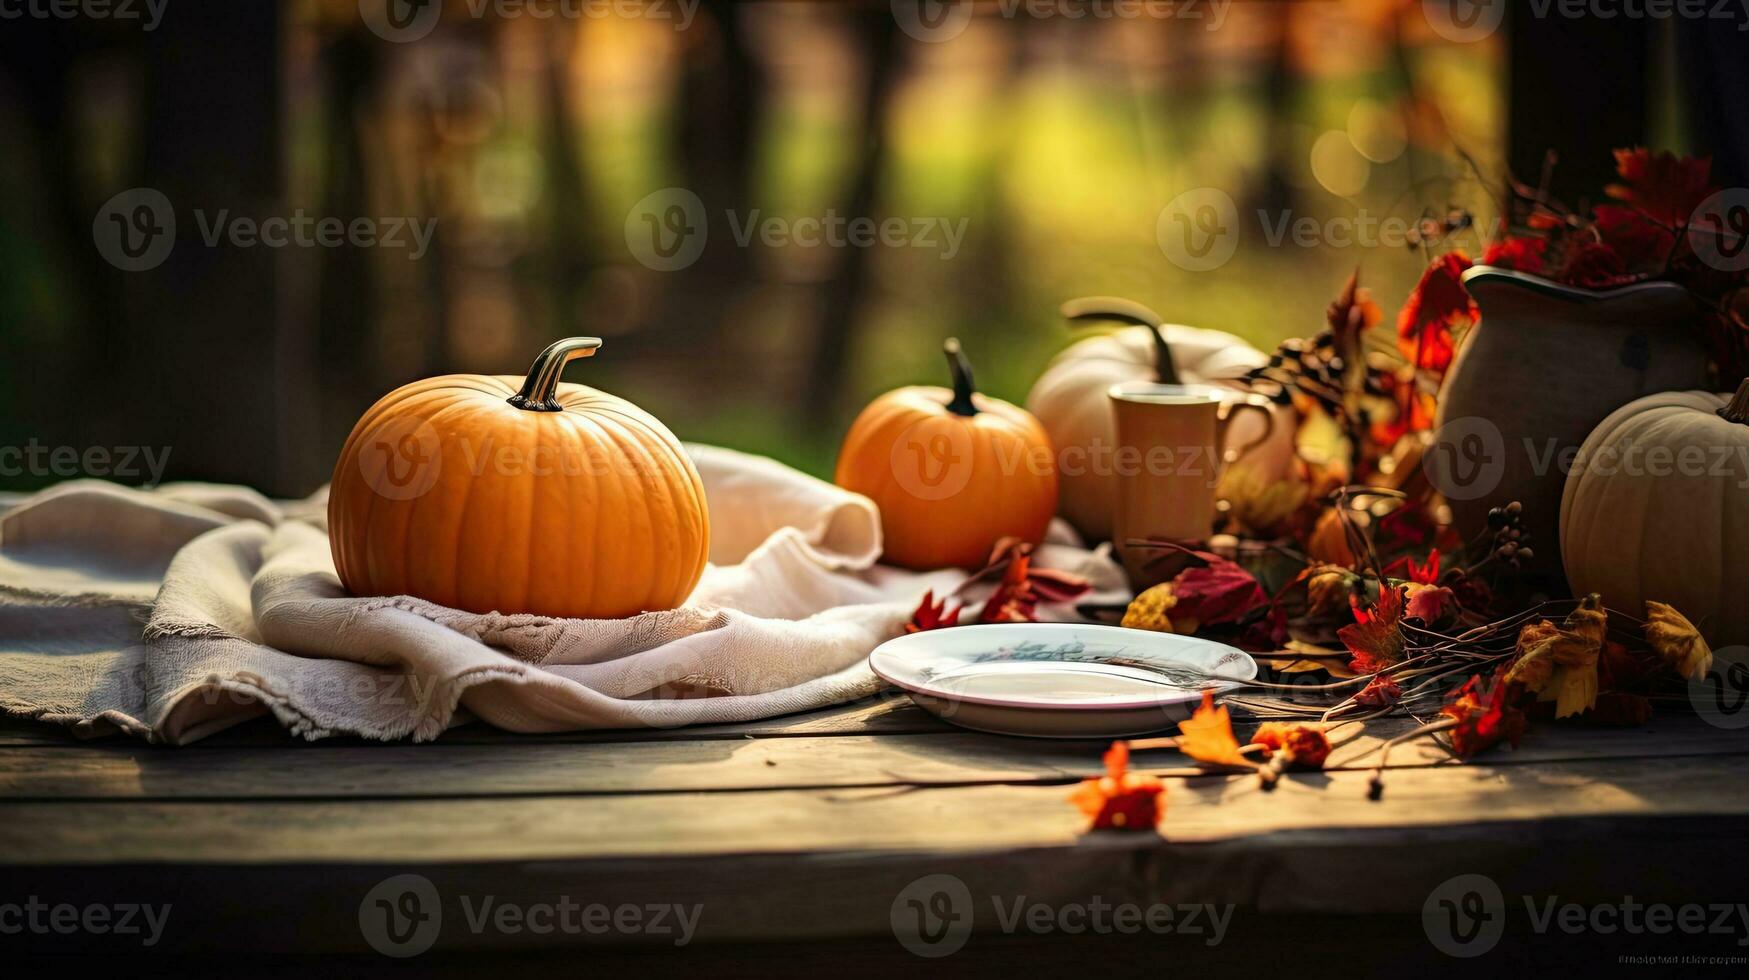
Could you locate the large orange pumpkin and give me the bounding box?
[835,339,1058,570]
[329,337,709,619]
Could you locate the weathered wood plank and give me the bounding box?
[0,696,955,747]
[5,754,1748,867]
[0,716,1443,801]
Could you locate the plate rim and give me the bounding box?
[869,622,1257,712]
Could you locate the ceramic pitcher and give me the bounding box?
[1428,267,1711,582]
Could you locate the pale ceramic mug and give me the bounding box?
[1108,382,1275,584]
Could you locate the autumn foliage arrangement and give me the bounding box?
[905,149,1731,834]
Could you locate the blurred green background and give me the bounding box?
[0,0,1511,494]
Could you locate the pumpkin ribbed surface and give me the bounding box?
[329,372,708,620]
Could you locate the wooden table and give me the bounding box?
[5,693,1749,974]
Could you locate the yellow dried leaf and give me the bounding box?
[1508,595,1605,719]
[1177,690,1250,768]
[1644,601,1713,680]
[1122,583,1176,633]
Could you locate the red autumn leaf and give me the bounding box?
[979,548,1040,624]
[1068,740,1165,832]
[973,539,1091,624]
[1354,674,1402,709]
[905,590,962,633]
[1606,148,1715,225]
[1404,583,1456,624]
[1382,548,1441,585]
[1593,205,1676,272]
[1252,722,1332,769]
[1397,251,1476,375]
[1440,669,1527,759]
[1167,555,1273,629]
[1481,235,1547,274]
[1558,240,1630,288]
[1370,368,1437,446]
[1339,585,1406,674]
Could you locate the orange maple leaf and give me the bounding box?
[1068,741,1165,831]
[1176,689,1250,768]
[1339,586,1407,675]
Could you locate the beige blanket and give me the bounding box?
[0,445,1123,743]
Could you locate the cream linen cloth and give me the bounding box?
[0,445,1124,744]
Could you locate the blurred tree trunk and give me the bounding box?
[135,4,299,491]
[1507,9,1648,201]
[804,7,898,423]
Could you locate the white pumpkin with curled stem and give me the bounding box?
[1025,297,1299,543]
[1560,379,1749,647]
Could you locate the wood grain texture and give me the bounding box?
[0,716,1447,801]
[6,753,1749,867]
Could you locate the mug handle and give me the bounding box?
[1215,394,1277,465]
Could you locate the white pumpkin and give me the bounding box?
[1560,380,1749,647]
[1026,298,1298,542]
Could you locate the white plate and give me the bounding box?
[869,623,1257,738]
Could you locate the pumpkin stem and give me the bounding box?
[1720,377,1749,426]
[1058,296,1180,384]
[943,338,979,416]
[509,337,603,412]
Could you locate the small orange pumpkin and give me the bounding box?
[835,339,1058,570]
[329,337,709,619]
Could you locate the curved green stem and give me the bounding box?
[943,338,979,416]
[1059,295,1180,384]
